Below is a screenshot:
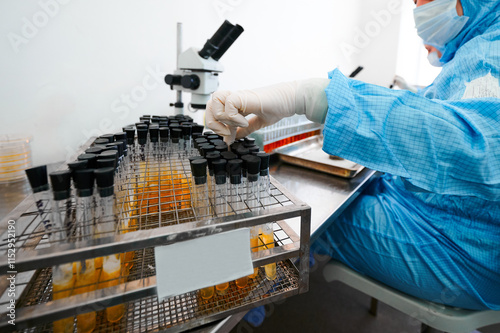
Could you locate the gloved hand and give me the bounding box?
[206,79,329,142]
[392,75,418,93]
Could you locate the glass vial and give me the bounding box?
[48,169,76,333]
[73,169,97,333]
[95,167,126,323]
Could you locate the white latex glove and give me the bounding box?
[206,79,329,143]
[392,75,418,93]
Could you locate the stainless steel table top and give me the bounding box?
[270,160,378,242]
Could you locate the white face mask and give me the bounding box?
[414,0,469,50]
[427,51,443,67]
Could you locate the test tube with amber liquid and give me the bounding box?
[45,169,76,333]
[159,127,174,213]
[136,127,148,216]
[227,160,250,289]
[190,159,216,299]
[95,168,125,323]
[245,156,262,279]
[261,223,276,281]
[73,169,98,332]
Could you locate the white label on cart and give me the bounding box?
[154,228,253,300]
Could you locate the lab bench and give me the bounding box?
[0,157,377,333]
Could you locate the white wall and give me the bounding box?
[0,0,402,165]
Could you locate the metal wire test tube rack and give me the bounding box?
[0,136,311,332]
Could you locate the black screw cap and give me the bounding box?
[256,152,270,170]
[78,154,98,169]
[221,151,237,160]
[190,159,207,177]
[227,159,242,176]
[94,167,115,188]
[137,128,148,145]
[149,127,159,143]
[74,168,95,190]
[125,128,135,145]
[212,159,227,176]
[49,170,71,200]
[243,155,261,175]
[25,165,49,193]
[97,159,116,169]
[114,132,127,142]
[99,134,115,143]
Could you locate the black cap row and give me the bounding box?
[25,164,116,200]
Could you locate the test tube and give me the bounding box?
[47,169,76,333]
[189,159,210,218]
[227,159,249,288]
[147,126,161,214]
[189,159,215,300]
[243,156,261,279]
[181,124,192,156]
[257,152,271,204]
[171,128,182,155]
[94,167,125,323]
[212,159,229,217]
[114,132,128,160]
[244,155,261,210]
[255,152,276,280]
[136,128,148,213]
[205,152,220,207]
[159,127,169,158]
[148,126,160,160]
[261,222,276,281]
[68,160,88,190]
[72,169,97,333]
[137,128,148,161]
[227,159,245,213]
[25,166,52,234]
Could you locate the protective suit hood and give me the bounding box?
[441,0,500,63]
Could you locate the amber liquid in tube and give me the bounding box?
[95,168,125,323]
[261,224,276,281]
[248,227,260,279]
[216,282,229,295]
[74,260,96,333]
[200,286,215,301]
[191,159,215,299]
[101,254,125,322]
[46,169,77,333]
[52,263,75,333]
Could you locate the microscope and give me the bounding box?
[165,20,244,113]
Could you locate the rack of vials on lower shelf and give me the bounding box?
[0,114,311,333]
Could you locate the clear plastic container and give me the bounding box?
[0,134,33,183]
[249,115,322,153]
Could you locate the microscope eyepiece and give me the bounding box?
[198,20,235,59]
[211,24,244,61]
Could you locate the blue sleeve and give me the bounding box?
[322,69,500,200]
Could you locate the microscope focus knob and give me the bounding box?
[165,74,182,86]
[181,75,200,90]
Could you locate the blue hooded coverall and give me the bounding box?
[315,0,500,310]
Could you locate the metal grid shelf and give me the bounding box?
[11,247,299,333]
[0,139,311,332]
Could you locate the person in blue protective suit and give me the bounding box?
[205,0,500,311]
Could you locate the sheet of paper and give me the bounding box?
[154,228,253,300]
